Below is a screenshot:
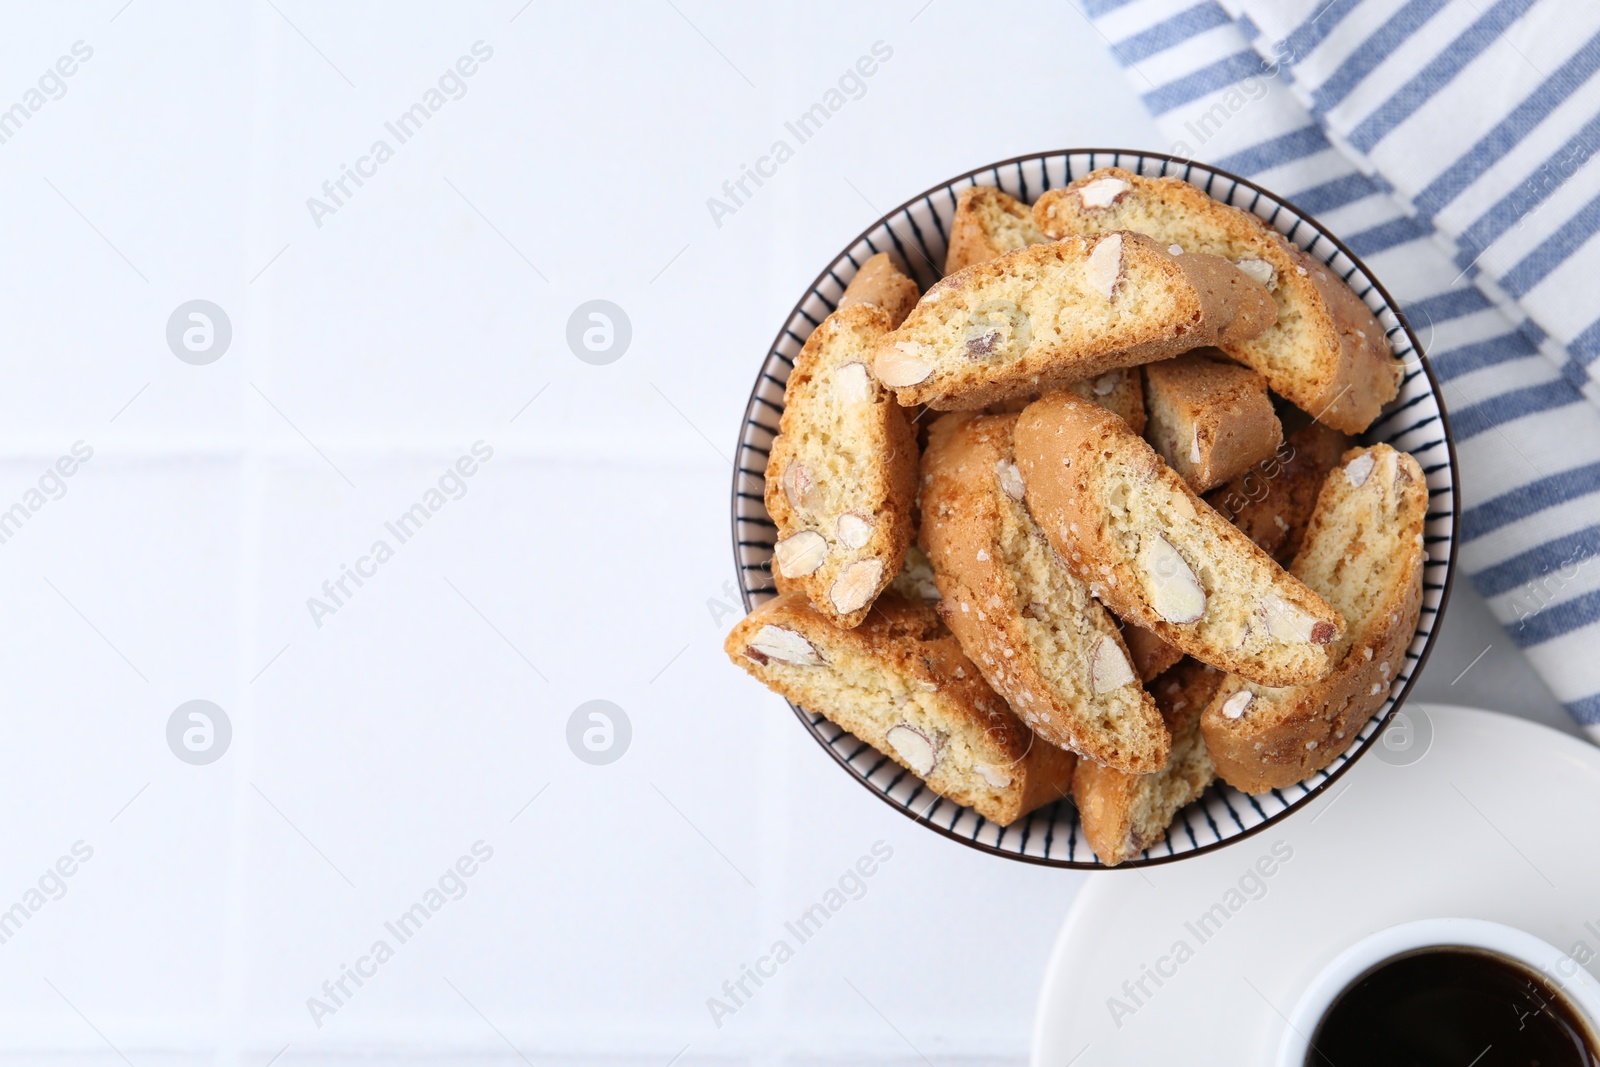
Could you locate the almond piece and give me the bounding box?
[1221,690,1253,719]
[1092,371,1120,396]
[782,462,821,515]
[996,459,1026,502]
[885,723,941,776]
[1138,533,1206,624]
[1261,594,1335,644]
[1235,257,1277,289]
[836,512,873,549]
[835,361,873,405]
[746,625,824,666]
[973,762,1013,789]
[1085,233,1124,300]
[1078,176,1131,209]
[774,531,827,577]
[1344,452,1376,488]
[1090,635,1137,694]
[875,341,934,387]
[830,558,884,614]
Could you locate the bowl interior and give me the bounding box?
[732,149,1458,869]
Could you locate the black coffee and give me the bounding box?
[1308,947,1599,1066]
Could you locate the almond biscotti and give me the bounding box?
[1207,421,1352,565]
[873,232,1276,411]
[726,592,1077,825]
[919,412,1168,773]
[767,303,919,628]
[1033,168,1402,433]
[945,185,1047,274]
[1013,391,1344,688]
[1143,350,1283,493]
[1075,658,1222,866]
[838,251,920,328]
[1201,444,1427,793]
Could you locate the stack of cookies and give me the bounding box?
[726,167,1427,866]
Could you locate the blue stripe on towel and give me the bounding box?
[1509,586,1600,645]
[1113,3,1232,66]
[1566,692,1600,726]
[1404,287,1493,329]
[1310,0,1450,115]
[1431,331,1540,381]
[1288,172,1380,214]
[1500,190,1600,298]
[1347,0,1540,152]
[1142,51,1264,114]
[1343,214,1433,256]
[1279,0,1364,66]
[1083,0,1140,15]
[1462,462,1600,540]
[1568,315,1600,366]
[1412,31,1600,224]
[1452,112,1600,272]
[1450,380,1575,438]
[1475,524,1600,597]
[1209,124,1332,174]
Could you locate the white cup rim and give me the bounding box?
[1277,917,1600,1065]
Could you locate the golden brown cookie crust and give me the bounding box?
[918,412,1168,773]
[1013,390,1343,688]
[1200,445,1427,793]
[725,592,1076,824]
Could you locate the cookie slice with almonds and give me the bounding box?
[726,592,1077,825]
[919,412,1168,773]
[766,303,919,628]
[1201,444,1427,793]
[1033,167,1402,433]
[944,185,1048,274]
[873,232,1276,411]
[1075,658,1222,866]
[1013,391,1344,688]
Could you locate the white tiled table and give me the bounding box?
[0,2,1573,1063]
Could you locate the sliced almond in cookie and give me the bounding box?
[774,531,827,577]
[1013,391,1343,689]
[830,558,884,614]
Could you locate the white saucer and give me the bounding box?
[1031,705,1600,1064]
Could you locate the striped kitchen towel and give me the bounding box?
[1082,0,1600,739]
